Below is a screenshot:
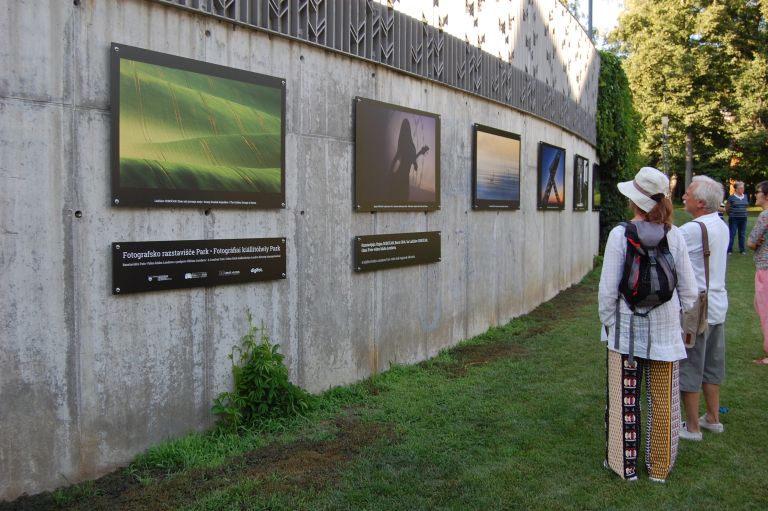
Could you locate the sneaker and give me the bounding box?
[699,414,724,433]
[679,422,702,441]
[649,477,666,484]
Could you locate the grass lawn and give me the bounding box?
[6,210,768,510]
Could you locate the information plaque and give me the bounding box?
[354,231,441,272]
[112,238,286,294]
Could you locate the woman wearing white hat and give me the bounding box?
[598,166,698,483]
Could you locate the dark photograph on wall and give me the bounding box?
[573,154,590,211]
[592,163,601,211]
[354,97,440,212]
[472,124,521,210]
[110,43,286,208]
[537,142,566,210]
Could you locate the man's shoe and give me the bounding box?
[679,423,702,441]
[699,414,724,433]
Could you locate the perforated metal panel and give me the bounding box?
[152,0,596,144]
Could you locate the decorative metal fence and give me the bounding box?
[152,0,596,144]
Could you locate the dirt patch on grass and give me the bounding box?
[446,342,530,376]
[430,277,599,377]
[2,414,396,511]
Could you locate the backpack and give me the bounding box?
[618,222,677,312]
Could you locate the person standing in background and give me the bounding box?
[726,181,749,255]
[748,181,768,366]
[678,177,729,441]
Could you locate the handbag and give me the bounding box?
[682,221,709,348]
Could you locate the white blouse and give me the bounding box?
[598,222,698,362]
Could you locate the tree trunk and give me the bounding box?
[685,130,694,190]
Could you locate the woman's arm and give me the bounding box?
[598,226,624,326]
[748,213,767,250]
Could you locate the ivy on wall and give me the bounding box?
[596,50,643,246]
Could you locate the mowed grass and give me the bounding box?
[119,59,282,192]
[9,209,768,511]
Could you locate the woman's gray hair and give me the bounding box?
[692,175,725,212]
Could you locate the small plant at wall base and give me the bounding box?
[212,314,314,431]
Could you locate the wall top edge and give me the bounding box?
[149,0,597,146]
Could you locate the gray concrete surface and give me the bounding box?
[0,0,599,500]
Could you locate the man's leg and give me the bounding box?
[679,332,706,434]
[701,323,726,428]
[681,391,701,432]
[702,383,720,425]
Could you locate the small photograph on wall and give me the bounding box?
[472,124,521,210]
[593,163,601,211]
[573,154,590,211]
[537,142,566,210]
[354,97,440,212]
[110,43,286,208]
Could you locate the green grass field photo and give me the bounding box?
[118,58,282,195]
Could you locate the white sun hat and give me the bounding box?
[617,167,669,213]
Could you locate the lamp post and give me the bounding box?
[661,115,670,177]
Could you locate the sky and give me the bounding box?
[590,0,625,37]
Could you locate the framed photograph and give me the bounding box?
[573,154,590,211]
[110,43,286,208]
[537,142,566,210]
[472,124,521,210]
[354,97,440,212]
[592,163,601,211]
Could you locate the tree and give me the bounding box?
[596,50,643,244]
[612,0,767,192]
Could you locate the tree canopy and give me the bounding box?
[611,0,767,191]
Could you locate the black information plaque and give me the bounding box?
[112,238,286,294]
[354,231,441,272]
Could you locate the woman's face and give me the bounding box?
[756,189,766,208]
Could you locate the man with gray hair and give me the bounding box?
[679,176,729,441]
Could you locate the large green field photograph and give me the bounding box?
[111,44,284,207]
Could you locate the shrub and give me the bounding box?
[212,314,314,431]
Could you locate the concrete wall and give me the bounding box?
[0,0,599,500]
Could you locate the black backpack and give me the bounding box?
[618,222,677,312]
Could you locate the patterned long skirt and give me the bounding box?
[604,349,680,481]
